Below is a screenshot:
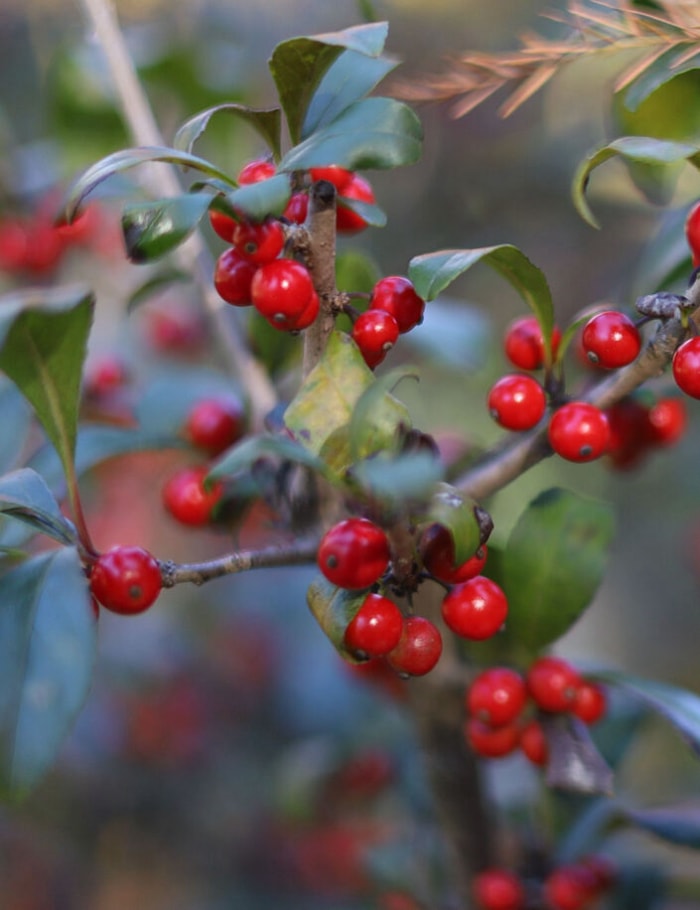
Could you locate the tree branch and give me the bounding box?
[302,180,339,378]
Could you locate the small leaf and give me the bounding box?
[208,434,334,483]
[0,468,76,545]
[122,193,212,263]
[306,575,367,661]
[500,488,615,652]
[543,714,614,796]
[226,173,292,221]
[270,22,389,144]
[623,804,700,849]
[279,97,422,173]
[0,548,97,799]
[173,104,282,160]
[408,245,555,361]
[351,451,443,505]
[348,366,415,463]
[425,482,481,565]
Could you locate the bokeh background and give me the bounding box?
[2,1,700,907]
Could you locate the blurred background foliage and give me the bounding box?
[2,1,700,907]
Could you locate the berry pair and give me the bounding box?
[351,275,425,369]
[605,394,687,469]
[345,599,442,677]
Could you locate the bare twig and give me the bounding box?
[302,180,339,378]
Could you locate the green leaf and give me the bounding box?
[173,104,282,160]
[0,469,76,545]
[270,22,389,144]
[543,714,614,796]
[408,245,555,362]
[208,433,335,483]
[0,381,31,474]
[303,48,398,138]
[500,488,615,652]
[572,136,700,228]
[348,365,415,463]
[424,482,481,564]
[338,193,387,228]
[623,804,700,849]
[122,193,212,263]
[62,146,236,222]
[0,548,97,799]
[0,289,94,484]
[350,451,444,505]
[621,50,700,112]
[279,97,422,172]
[306,575,368,661]
[226,173,292,221]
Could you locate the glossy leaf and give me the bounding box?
[306,575,368,662]
[543,714,614,796]
[226,173,292,221]
[348,366,415,463]
[500,488,614,651]
[425,482,481,565]
[0,548,97,800]
[572,136,700,228]
[408,245,555,360]
[303,48,398,138]
[62,146,236,222]
[173,104,282,160]
[270,22,389,144]
[122,193,212,263]
[0,469,76,545]
[0,289,94,485]
[279,97,422,173]
[623,804,700,849]
[208,433,334,483]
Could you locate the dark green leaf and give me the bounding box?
[623,804,700,849]
[350,451,443,505]
[173,104,282,160]
[0,381,31,474]
[303,48,398,138]
[500,488,614,651]
[270,22,389,144]
[543,714,614,796]
[127,268,192,311]
[62,147,236,223]
[279,97,422,173]
[122,193,212,263]
[409,245,555,362]
[0,469,76,545]
[208,433,334,483]
[425,482,481,565]
[0,548,96,799]
[306,575,368,661]
[226,173,292,221]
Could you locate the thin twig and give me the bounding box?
[302,180,339,378]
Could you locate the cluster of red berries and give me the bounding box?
[349,275,425,368]
[473,854,616,910]
[464,657,607,762]
[605,393,687,468]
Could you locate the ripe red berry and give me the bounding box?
[467,667,527,727]
[351,309,400,368]
[504,315,560,371]
[472,868,526,910]
[420,523,488,585]
[673,336,700,398]
[162,465,224,526]
[237,158,276,185]
[282,191,309,224]
[526,656,581,713]
[184,398,245,455]
[310,165,354,192]
[519,718,549,766]
[214,248,257,306]
[441,576,508,640]
[90,545,162,615]
[232,218,285,264]
[317,517,390,590]
[290,288,320,331]
[344,593,404,658]
[547,402,610,462]
[543,864,597,910]
[487,373,547,431]
[250,258,315,330]
[604,397,652,470]
[581,310,642,369]
[84,355,128,398]
[208,208,238,242]
[646,396,687,446]
[336,173,376,233]
[370,276,425,334]
[465,717,520,759]
[685,199,700,267]
[571,681,607,725]
[386,615,443,677]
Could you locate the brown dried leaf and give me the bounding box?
[499,62,560,118]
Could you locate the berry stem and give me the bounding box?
[302,180,339,378]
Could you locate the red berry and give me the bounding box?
[571,681,607,725]
[441,576,508,640]
[504,315,560,370]
[209,208,238,242]
[214,248,257,306]
[56,203,102,246]
[84,355,128,398]
[472,868,526,910]
[283,191,309,224]
[344,593,404,658]
[317,517,390,590]
[89,545,162,615]
[351,309,400,368]
[232,218,285,264]
[370,276,425,334]
[467,667,527,727]
[685,199,700,267]
[336,173,376,233]
[23,218,65,275]
[548,402,610,462]
[289,288,320,332]
[237,158,276,185]
[0,218,29,271]
[386,615,443,677]
[581,310,641,369]
[487,373,546,431]
[184,398,245,455]
[543,864,597,910]
[144,306,206,354]
[604,397,652,470]
[526,656,581,713]
[420,523,488,585]
[646,396,687,446]
[310,165,354,192]
[465,717,520,758]
[673,336,700,398]
[162,465,224,526]
[519,718,549,766]
[250,258,315,330]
